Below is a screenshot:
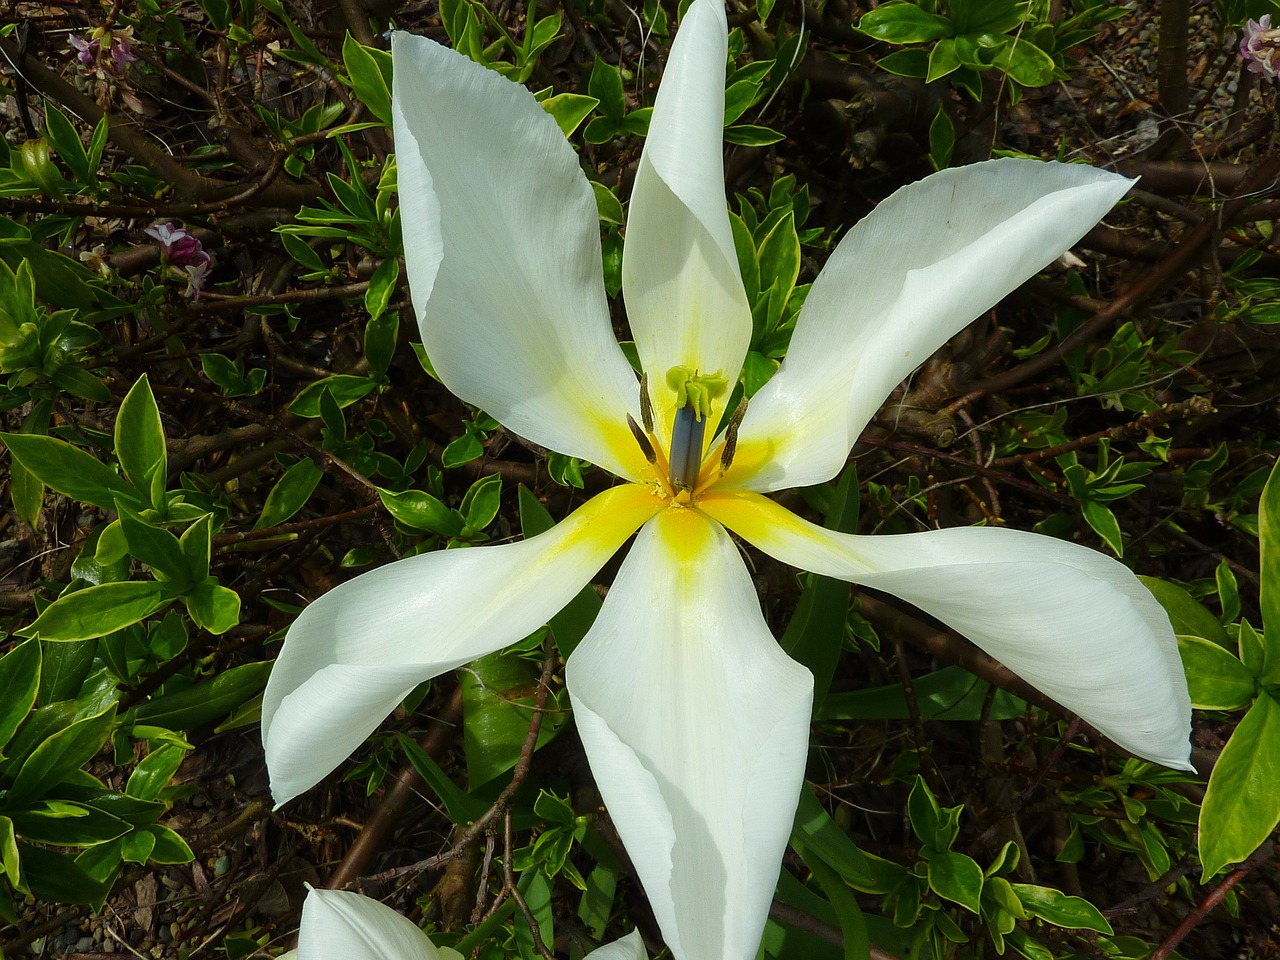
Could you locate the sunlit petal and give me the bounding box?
[622,0,751,442]
[263,485,663,806]
[725,159,1135,491]
[566,507,813,960]
[702,490,1192,769]
[295,888,444,960]
[392,33,647,479]
[585,930,649,960]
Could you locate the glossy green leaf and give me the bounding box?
[0,816,19,888]
[126,743,189,801]
[1139,576,1230,647]
[38,638,96,704]
[790,788,885,892]
[342,33,393,125]
[183,578,241,635]
[19,843,110,905]
[1199,693,1280,878]
[379,487,464,537]
[542,93,599,137]
[587,58,625,119]
[7,802,131,847]
[857,3,952,43]
[117,504,192,585]
[8,705,116,805]
[143,823,194,863]
[928,850,984,913]
[1177,634,1256,710]
[1259,459,1280,679]
[460,648,567,788]
[397,733,490,824]
[1011,883,1114,933]
[131,661,272,730]
[819,665,1026,721]
[254,458,323,531]
[21,581,169,642]
[288,375,377,417]
[722,124,785,147]
[114,375,167,500]
[461,473,502,532]
[0,640,40,751]
[0,433,142,511]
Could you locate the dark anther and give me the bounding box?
[639,373,655,435]
[720,398,747,472]
[627,414,657,464]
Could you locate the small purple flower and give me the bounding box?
[108,36,136,75]
[1241,14,1280,80]
[147,222,213,298]
[69,34,99,67]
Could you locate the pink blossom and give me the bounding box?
[1241,14,1280,79]
[147,222,213,298]
[69,34,98,67]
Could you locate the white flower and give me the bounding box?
[261,2,1193,958]
[280,887,645,960]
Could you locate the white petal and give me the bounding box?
[726,160,1135,491]
[585,930,648,960]
[566,507,813,960]
[263,485,662,806]
[701,491,1192,770]
[297,888,441,960]
[622,0,751,442]
[391,33,647,479]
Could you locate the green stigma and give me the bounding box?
[665,366,728,422]
[665,366,729,492]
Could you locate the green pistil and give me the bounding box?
[665,366,728,423]
[665,366,728,491]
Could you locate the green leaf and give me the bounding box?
[927,850,984,913]
[397,733,491,824]
[542,93,599,136]
[1198,693,1280,878]
[342,33,393,125]
[1259,459,1280,679]
[131,661,272,730]
[116,504,192,585]
[1139,576,1231,647]
[184,579,241,635]
[254,458,323,530]
[929,104,955,169]
[819,664,1026,721]
[364,256,399,324]
[857,3,952,43]
[0,640,40,752]
[39,638,96,703]
[0,433,143,511]
[8,704,116,805]
[789,788,883,892]
[907,776,943,848]
[1010,883,1114,933]
[144,823,194,863]
[44,103,92,183]
[590,180,624,225]
[995,37,1057,87]
[8,802,130,847]
[379,487,464,537]
[0,816,19,888]
[114,375,167,502]
[1177,634,1256,710]
[21,581,169,642]
[288,375,377,417]
[927,37,962,80]
[587,58,626,120]
[19,843,110,905]
[126,743,189,801]
[365,296,400,377]
[722,124,785,147]
[461,648,567,788]
[1081,499,1124,556]
[51,365,111,404]
[461,473,502,532]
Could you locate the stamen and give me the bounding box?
[720,398,747,472]
[639,374,654,435]
[627,414,657,464]
[668,404,705,492]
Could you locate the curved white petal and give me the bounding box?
[622,0,751,442]
[726,160,1136,491]
[297,888,441,960]
[263,484,663,805]
[585,930,649,960]
[701,491,1192,770]
[566,507,813,960]
[391,32,647,479]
